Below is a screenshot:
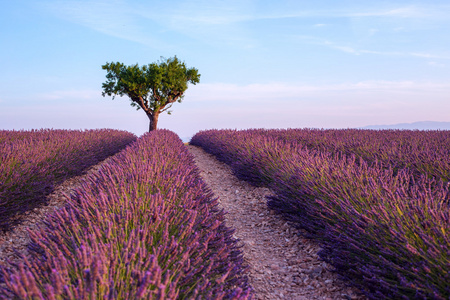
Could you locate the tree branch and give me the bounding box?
[167,92,181,104]
[160,103,174,113]
[135,96,151,114]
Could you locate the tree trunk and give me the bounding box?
[147,112,160,132]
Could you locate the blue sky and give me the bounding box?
[1,0,449,138]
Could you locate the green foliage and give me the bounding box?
[101,56,200,117]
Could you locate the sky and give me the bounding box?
[1,0,450,139]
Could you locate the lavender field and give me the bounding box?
[0,129,250,299]
[2,127,448,299]
[0,129,137,232]
[191,128,450,300]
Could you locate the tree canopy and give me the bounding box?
[101,56,200,131]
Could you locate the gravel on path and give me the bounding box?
[188,145,366,300]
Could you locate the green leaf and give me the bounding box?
[101,56,200,130]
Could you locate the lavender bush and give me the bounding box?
[0,130,251,299]
[190,129,449,299]
[266,128,450,182]
[0,129,137,232]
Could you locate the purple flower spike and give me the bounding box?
[0,129,252,299]
[191,128,450,299]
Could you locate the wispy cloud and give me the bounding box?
[266,4,450,20]
[293,35,450,60]
[40,0,261,49]
[241,4,450,21]
[34,89,101,101]
[293,36,372,55]
[42,0,170,48]
[40,0,450,52]
[350,6,431,18]
[428,61,446,67]
[357,4,450,19]
[410,52,450,60]
[187,80,450,103]
[137,0,258,48]
[171,80,450,134]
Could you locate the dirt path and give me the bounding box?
[188,145,365,300]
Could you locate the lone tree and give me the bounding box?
[101,56,200,131]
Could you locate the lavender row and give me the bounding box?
[190,129,449,299]
[264,128,450,182]
[0,130,251,299]
[0,129,137,232]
